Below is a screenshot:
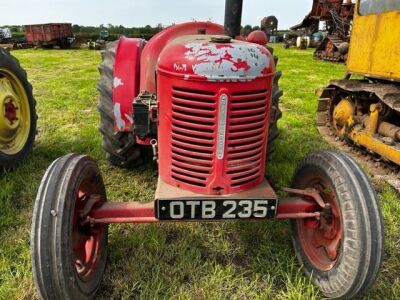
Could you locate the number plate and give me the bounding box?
[155,198,277,220]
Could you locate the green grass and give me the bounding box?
[0,46,399,299]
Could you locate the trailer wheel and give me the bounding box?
[31,154,108,300]
[0,48,37,169]
[59,38,71,49]
[290,151,384,299]
[97,42,144,168]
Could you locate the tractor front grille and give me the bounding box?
[158,78,270,195]
[170,86,217,187]
[226,89,268,187]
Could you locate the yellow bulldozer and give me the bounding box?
[317,0,400,188]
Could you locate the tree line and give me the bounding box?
[2,23,263,41]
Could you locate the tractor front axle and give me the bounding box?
[80,187,325,224]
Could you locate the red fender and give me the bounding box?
[112,22,224,132]
[140,21,224,93]
[112,37,145,131]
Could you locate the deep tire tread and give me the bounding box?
[0,48,37,169]
[31,154,108,300]
[290,150,384,299]
[96,41,144,168]
[267,65,283,155]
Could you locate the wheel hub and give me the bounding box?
[0,78,21,144]
[298,182,342,271]
[0,70,30,155]
[72,181,104,281]
[4,99,18,124]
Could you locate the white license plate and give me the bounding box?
[155,198,277,220]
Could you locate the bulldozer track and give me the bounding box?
[318,125,400,194]
[317,83,400,194]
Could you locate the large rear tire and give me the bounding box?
[31,154,108,300]
[267,57,283,156]
[291,151,384,299]
[0,48,37,169]
[97,42,145,168]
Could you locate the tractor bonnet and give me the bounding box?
[157,35,275,82]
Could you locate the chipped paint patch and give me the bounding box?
[184,42,270,80]
[113,103,126,130]
[124,114,133,124]
[113,77,124,88]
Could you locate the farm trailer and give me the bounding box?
[24,23,74,48]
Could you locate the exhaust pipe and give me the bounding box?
[224,0,243,38]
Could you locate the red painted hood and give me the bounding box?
[157,35,275,82]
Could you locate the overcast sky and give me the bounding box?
[0,0,311,29]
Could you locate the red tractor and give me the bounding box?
[31,1,384,299]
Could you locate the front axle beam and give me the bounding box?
[84,195,322,224]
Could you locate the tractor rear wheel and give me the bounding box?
[267,60,283,156]
[31,154,108,300]
[97,42,144,168]
[0,48,37,169]
[290,151,384,299]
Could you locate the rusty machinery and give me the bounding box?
[0,48,36,169]
[88,29,110,50]
[260,15,278,41]
[31,0,384,299]
[290,0,354,62]
[317,0,400,191]
[24,23,75,49]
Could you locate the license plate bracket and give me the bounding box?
[155,198,278,220]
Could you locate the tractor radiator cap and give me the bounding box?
[210,35,232,43]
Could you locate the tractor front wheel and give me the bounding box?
[31,154,108,300]
[291,150,384,299]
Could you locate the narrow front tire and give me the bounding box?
[291,150,384,299]
[31,154,108,300]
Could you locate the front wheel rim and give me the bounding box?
[0,68,31,155]
[296,178,342,271]
[72,178,105,282]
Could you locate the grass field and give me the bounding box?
[0,46,399,299]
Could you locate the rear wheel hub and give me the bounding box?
[0,79,21,139]
[0,72,30,155]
